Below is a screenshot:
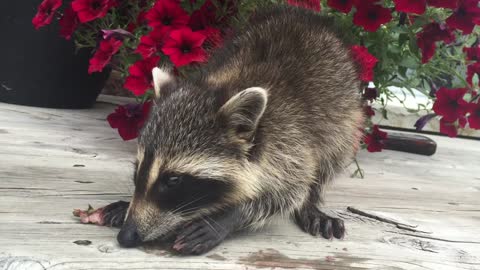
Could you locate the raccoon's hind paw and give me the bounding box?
[173,219,229,255]
[294,206,345,240]
[73,201,129,228]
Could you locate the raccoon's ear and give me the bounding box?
[218,87,268,142]
[152,67,174,99]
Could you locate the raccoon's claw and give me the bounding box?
[73,201,129,228]
[173,219,229,255]
[102,201,129,227]
[294,206,345,239]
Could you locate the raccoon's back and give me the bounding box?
[204,5,364,160]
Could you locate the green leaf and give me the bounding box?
[473,73,479,87]
[399,57,419,69]
[382,108,389,120]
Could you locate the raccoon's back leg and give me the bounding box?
[293,181,345,239]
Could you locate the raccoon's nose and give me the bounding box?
[117,219,142,248]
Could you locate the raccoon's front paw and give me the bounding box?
[173,219,229,255]
[73,201,129,228]
[294,206,345,239]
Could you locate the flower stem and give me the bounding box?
[351,158,364,179]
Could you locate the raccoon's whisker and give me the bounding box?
[177,207,202,216]
[201,217,221,238]
[205,215,226,233]
[171,195,208,214]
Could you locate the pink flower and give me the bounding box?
[365,105,375,117]
[416,23,455,63]
[427,0,458,9]
[464,45,480,61]
[446,0,480,34]
[353,2,392,32]
[88,38,123,74]
[351,45,378,82]
[32,0,63,30]
[467,102,480,129]
[124,56,160,96]
[107,102,152,141]
[363,87,378,101]
[146,0,189,30]
[364,125,388,152]
[327,0,354,13]
[467,62,480,87]
[135,27,171,59]
[71,0,116,23]
[101,29,134,40]
[162,28,207,67]
[432,87,468,122]
[440,118,458,137]
[59,7,79,40]
[394,0,426,15]
[287,0,321,12]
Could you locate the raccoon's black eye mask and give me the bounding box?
[152,173,232,213]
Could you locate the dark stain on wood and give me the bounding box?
[74,180,94,184]
[73,164,85,167]
[207,253,227,261]
[73,240,92,246]
[237,248,368,270]
[38,221,62,224]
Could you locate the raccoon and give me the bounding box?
[100,5,364,255]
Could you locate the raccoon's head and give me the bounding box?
[117,67,268,247]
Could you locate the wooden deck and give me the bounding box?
[1,96,479,270]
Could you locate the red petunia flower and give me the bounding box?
[146,0,189,30]
[287,0,321,12]
[189,5,224,49]
[364,125,388,152]
[88,38,123,74]
[467,102,480,129]
[363,87,378,101]
[107,102,152,141]
[189,0,217,28]
[459,115,468,128]
[464,45,480,61]
[427,0,458,9]
[432,87,468,122]
[32,0,63,30]
[162,28,207,67]
[439,118,458,137]
[200,27,223,49]
[124,56,160,96]
[394,0,426,15]
[353,3,392,32]
[416,23,455,63]
[446,0,480,34]
[365,105,375,117]
[467,62,480,86]
[351,45,378,82]
[59,7,79,40]
[135,27,171,59]
[71,0,116,23]
[327,0,354,13]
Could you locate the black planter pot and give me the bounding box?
[0,1,110,109]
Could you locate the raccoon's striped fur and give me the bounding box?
[117,5,365,253]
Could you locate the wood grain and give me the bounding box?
[1,97,479,270]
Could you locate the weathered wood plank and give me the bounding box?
[0,98,479,270]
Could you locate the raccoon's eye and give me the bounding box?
[166,175,183,188]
